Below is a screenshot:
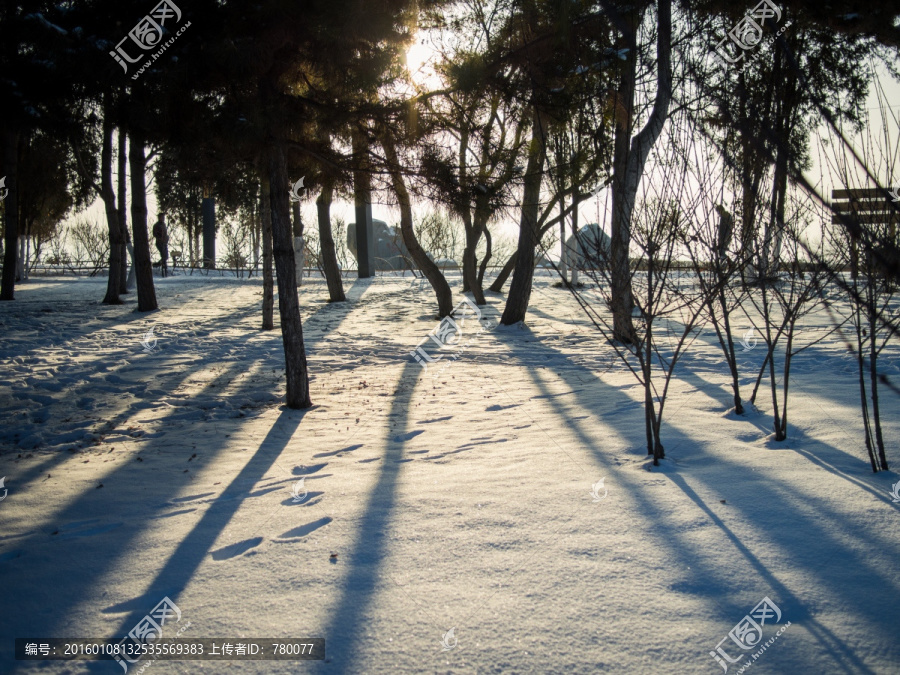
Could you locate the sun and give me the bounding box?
[406,36,437,89]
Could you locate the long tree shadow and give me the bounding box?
[2,277,373,500]
[490,324,892,674]
[2,302,263,488]
[0,278,372,672]
[100,406,308,634]
[528,288,896,479]
[317,358,419,673]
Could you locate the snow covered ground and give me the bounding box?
[0,272,898,674]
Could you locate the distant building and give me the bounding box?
[347,219,412,271]
[564,223,611,269]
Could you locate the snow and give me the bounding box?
[0,272,898,674]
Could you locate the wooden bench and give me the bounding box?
[831,188,899,279]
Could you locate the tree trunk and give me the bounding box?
[458,126,486,303]
[739,86,756,271]
[202,195,216,269]
[1,129,19,300]
[193,210,201,268]
[461,213,473,294]
[478,225,492,288]
[500,105,548,325]
[101,108,123,305]
[261,177,274,330]
[609,0,671,343]
[571,193,579,275]
[22,227,31,279]
[867,272,888,470]
[855,294,877,471]
[352,129,375,278]
[559,192,568,283]
[16,234,25,281]
[316,181,345,302]
[461,216,486,304]
[292,200,304,286]
[737,70,772,281]
[489,250,518,293]
[129,133,157,311]
[252,197,260,272]
[267,141,312,409]
[718,290,744,414]
[188,217,195,269]
[117,126,129,293]
[381,133,453,317]
[768,144,788,276]
[609,10,640,342]
[290,200,301,238]
[571,202,579,285]
[775,323,793,441]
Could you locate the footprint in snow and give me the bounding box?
[151,508,197,519]
[277,517,332,541]
[293,463,327,476]
[417,416,453,424]
[393,430,424,443]
[211,537,264,560]
[170,492,215,504]
[313,444,363,458]
[281,491,323,506]
[57,523,123,540]
[0,549,25,563]
[246,486,283,499]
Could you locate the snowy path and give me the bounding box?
[0,274,898,674]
